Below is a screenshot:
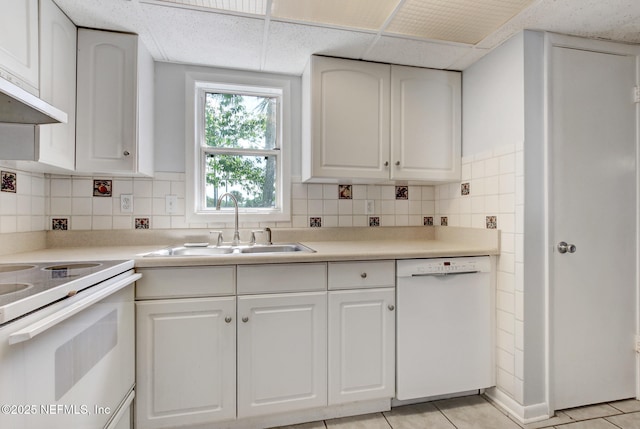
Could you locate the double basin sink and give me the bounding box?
[145,243,315,257]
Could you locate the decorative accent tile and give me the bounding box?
[309,217,322,227]
[1,171,16,193]
[461,182,470,196]
[486,215,497,229]
[369,216,380,227]
[440,216,448,226]
[93,179,112,197]
[424,216,434,226]
[338,184,352,199]
[135,217,150,229]
[52,218,68,230]
[395,186,408,200]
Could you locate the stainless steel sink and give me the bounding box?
[238,243,315,254]
[144,243,314,257]
[145,246,235,257]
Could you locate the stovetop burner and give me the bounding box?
[0,260,134,324]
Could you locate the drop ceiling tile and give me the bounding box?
[141,3,265,69]
[53,0,164,59]
[477,0,640,48]
[271,0,401,31]
[263,21,377,74]
[144,0,267,15]
[364,36,473,70]
[386,0,536,45]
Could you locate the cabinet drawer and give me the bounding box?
[237,263,327,294]
[136,266,235,299]
[328,261,395,290]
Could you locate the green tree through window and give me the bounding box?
[203,92,278,209]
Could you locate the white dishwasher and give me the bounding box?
[396,256,494,400]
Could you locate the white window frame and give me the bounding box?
[185,71,291,224]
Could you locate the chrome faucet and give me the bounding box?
[216,192,240,246]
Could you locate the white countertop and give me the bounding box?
[0,226,500,267]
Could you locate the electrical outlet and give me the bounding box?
[165,195,178,214]
[365,200,375,215]
[120,194,133,213]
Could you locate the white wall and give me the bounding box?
[153,62,303,177]
[461,30,548,418]
[462,32,525,157]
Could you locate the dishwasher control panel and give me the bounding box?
[396,256,491,277]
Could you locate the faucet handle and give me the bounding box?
[209,230,224,246]
[250,228,272,245]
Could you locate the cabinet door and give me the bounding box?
[237,292,327,417]
[136,297,236,429]
[328,288,395,404]
[390,66,461,182]
[0,0,39,93]
[76,29,137,174]
[304,56,390,181]
[38,0,76,171]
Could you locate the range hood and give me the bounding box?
[0,77,67,124]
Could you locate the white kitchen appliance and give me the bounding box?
[0,260,140,429]
[396,256,494,400]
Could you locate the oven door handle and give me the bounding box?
[8,272,141,345]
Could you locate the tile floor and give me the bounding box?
[275,395,640,429]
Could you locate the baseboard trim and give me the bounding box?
[485,387,550,424]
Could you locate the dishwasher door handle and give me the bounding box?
[410,271,479,277]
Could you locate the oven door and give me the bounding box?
[0,269,139,429]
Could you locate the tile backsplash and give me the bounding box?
[0,144,520,234]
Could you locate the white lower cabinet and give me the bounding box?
[135,261,396,428]
[135,297,236,429]
[237,292,328,418]
[328,288,395,404]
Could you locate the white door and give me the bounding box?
[135,297,236,428]
[550,45,637,410]
[237,292,327,418]
[328,288,395,405]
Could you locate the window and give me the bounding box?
[186,74,291,223]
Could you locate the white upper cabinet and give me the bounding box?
[390,65,460,182]
[0,0,39,95]
[76,29,154,176]
[37,0,76,171]
[302,55,461,183]
[303,56,390,182]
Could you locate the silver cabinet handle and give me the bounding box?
[395,161,400,166]
[225,316,232,323]
[384,161,389,167]
[557,241,577,254]
[388,304,395,311]
[242,317,249,323]
[123,150,130,156]
[360,272,367,278]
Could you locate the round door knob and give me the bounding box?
[360,272,367,278]
[558,241,577,254]
[388,304,395,311]
[242,317,249,323]
[225,316,232,323]
[123,150,130,156]
[395,161,400,166]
